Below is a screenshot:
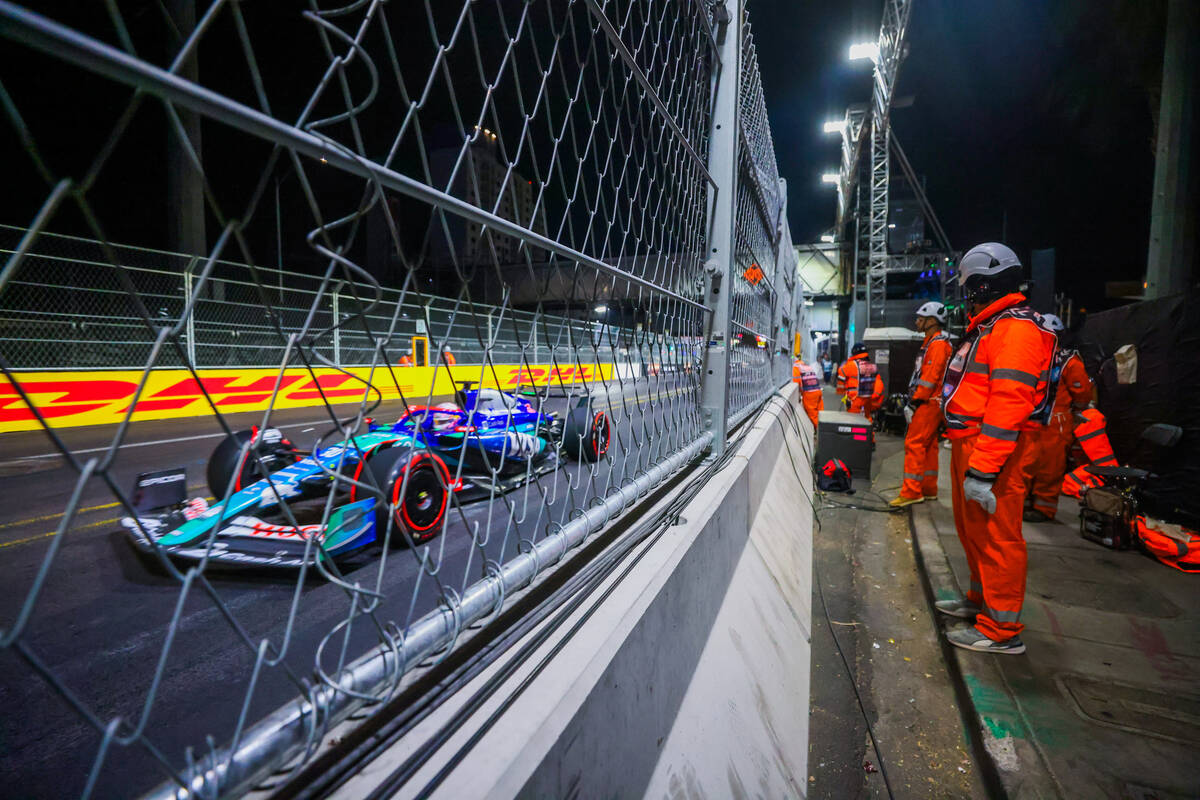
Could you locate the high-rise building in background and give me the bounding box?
[429,134,548,269]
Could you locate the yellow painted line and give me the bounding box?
[0,485,207,534]
[0,490,217,552]
[0,516,119,550]
[0,500,123,530]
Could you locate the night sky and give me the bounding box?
[0,1,1168,314]
[751,0,1166,311]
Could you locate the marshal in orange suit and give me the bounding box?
[835,344,884,420]
[891,302,953,507]
[939,243,1057,657]
[792,357,824,428]
[1023,314,1093,521]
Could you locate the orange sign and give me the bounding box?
[742,263,765,285]
[0,363,614,433]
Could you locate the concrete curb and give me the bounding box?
[908,503,1062,800]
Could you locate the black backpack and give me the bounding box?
[818,458,854,493]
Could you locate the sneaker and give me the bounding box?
[934,598,980,619]
[1023,509,1053,523]
[946,626,1026,655]
[923,494,938,501]
[889,494,923,508]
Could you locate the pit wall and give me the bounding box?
[0,364,614,433]
[353,384,815,799]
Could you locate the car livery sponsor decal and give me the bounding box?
[0,364,614,433]
[505,431,544,459]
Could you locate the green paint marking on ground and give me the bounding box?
[983,715,1015,740]
[964,674,1026,739]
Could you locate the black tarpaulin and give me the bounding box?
[1075,292,1200,524]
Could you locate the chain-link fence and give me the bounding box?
[0,224,613,369]
[0,1,800,797]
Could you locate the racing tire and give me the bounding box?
[562,406,611,463]
[206,428,296,500]
[366,447,450,546]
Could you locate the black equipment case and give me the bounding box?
[816,410,874,481]
[1079,486,1133,550]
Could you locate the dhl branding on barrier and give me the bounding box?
[0,364,614,433]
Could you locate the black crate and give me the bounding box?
[816,410,874,481]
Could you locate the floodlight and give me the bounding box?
[849,42,879,62]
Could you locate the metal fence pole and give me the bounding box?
[700,0,741,458]
[772,178,788,371]
[183,256,197,367]
[331,285,341,367]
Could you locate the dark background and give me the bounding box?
[751,0,1167,312]
[0,1,1170,313]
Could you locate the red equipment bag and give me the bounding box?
[818,458,853,494]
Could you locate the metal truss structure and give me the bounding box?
[831,0,914,326]
[866,0,915,326]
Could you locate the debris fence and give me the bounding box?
[0,1,800,797]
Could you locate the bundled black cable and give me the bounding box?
[772,391,897,799]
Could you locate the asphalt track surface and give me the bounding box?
[0,379,697,799]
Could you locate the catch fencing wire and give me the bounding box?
[0,224,612,369]
[726,11,795,425]
[0,1,796,799]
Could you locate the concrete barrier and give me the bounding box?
[331,384,815,799]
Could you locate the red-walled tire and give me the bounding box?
[366,448,450,546]
[563,406,611,463]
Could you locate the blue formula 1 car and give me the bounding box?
[120,387,611,568]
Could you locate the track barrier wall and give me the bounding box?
[324,386,814,800]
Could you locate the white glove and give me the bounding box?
[963,475,997,514]
[903,405,914,425]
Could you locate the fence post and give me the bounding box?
[700,0,741,457]
[332,285,341,367]
[772,177,790,380]
[530,312,537,365]
[183,256,197,367]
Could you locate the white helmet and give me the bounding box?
[958,242,1021,285]
[958,242,1023,303]
[1041,313,1065,332]
[915,301,947,324]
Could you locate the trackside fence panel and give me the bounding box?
[0,1,800,797]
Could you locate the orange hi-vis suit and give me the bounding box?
[942,293,1057,642]
[899,330,953,500]
[793,359,824,428]
[1027,349,1093,516]
[836,353,885,420]
[1062,408,1118,498]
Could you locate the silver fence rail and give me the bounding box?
[0,1,801,798]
